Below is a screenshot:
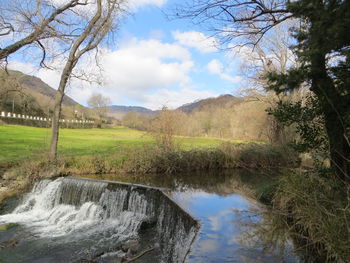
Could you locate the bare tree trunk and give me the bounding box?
[48,0,118,161]
[49,68,71,160]
[49,93,63,160]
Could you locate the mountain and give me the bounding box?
[177,94,244,113]
[2,69,247,120]
[109,105,154,115]
[6,70,80,107]
[108,94,243,119]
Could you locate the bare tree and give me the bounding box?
[149,108,187,151]
[172,0,292,48]
[88,93,111,126]
[172,1,298,144]
[49,0,126,159]
[0,0,88,64]
[174,1,350,181]
[234,21,303,144]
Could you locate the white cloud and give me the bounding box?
[9,37,202,109]
[197,239,219,253]
[101,38,194,103]
[8,61,36,75]
[207,59,242,83]
[128,0,167,9]
[173,31,218,53]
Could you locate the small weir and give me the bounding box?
[0,177,199,263]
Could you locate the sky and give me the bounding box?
[8,0,246,110]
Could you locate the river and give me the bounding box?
[0,170,299,263]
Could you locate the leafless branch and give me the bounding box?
[171,0,293,47]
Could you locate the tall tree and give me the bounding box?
[175,0,350,182]
[268,0,350,182]
[49,0,125,159]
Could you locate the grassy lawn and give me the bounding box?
[0,124,227,163]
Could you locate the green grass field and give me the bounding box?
[0,124,227,163]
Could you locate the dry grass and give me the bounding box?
[271,171,350,262]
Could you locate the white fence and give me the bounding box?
[0,111,94,124]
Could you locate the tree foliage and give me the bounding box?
[267,95,328,153]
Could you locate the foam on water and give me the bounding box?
[0,177,199,262]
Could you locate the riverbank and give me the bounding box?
[6,124,348,262]
[267,170,350,263]
[0,124,296,204]
[0,144,298,208]
[2,126,347,262]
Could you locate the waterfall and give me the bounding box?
[0,177,199,263]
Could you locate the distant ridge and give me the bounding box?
[108,94,243,117]
[108,105,154,115]
[177,94,242,113]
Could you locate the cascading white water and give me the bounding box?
[0,177,199,263]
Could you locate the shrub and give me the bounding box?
[123,143,298,174]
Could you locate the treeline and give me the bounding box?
[121,94,295,143]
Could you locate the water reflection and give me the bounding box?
[81,170,299,263]
[172,190,296,263]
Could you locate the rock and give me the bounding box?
[121,240,139,255]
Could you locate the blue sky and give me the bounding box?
[8,0,246,110]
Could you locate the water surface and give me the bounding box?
[82,170,299,263]
[0,170,299,263]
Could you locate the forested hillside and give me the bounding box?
[0,70,84,119]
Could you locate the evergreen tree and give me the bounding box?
[268,0,350,182]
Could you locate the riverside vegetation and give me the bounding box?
[1,121,349,262]
[0,124,298,201]
[0,0,349,262]
[1,126,349,262]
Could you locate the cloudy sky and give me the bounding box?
[8,0,245,110]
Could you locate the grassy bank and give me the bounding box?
[1,125,347,262]
[0,124,299,205]
[0,124,284,202]
[254,170,350,263]
[2,142,299,176]
[0,124,230,166]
